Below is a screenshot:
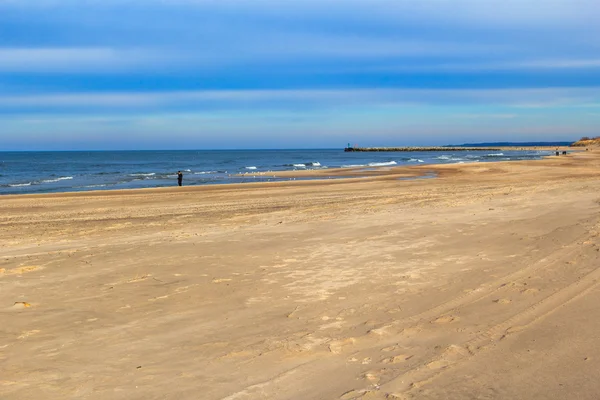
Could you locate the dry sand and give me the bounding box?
[1,150,600,399]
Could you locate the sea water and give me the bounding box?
[0,149,553,195]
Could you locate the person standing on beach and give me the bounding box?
[177,171,183,186]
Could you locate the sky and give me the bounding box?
[1,0,599,150]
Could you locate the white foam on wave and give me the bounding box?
[417,159,424,163]
[368,161,397,167]
[293,163,306,168]
[184,169,192,172]
[245,166,257,170]
[83,184,107,188]
[129,173,155,177]
[309,162,321,167]
[9,182,32,187]
[341,164,367,168]
[487,153,504,156]
[194,171,217,174]
[438,155,465,162]
[41,176,73,183]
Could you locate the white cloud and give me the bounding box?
[0,87,598,109]
[0,47,154,72]
[352,58,600,74]
[234,34,498,59]
[451,113,517,119]
[10,0,593,22]
[0,36,504,74]
[3,45,600,75]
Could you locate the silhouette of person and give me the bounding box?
[177,171,183,186]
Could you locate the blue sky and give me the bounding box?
[1,0,599,150]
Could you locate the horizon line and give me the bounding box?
[0,141,578,152]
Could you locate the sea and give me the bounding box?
[0,149,553,195]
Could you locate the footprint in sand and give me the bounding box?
[148,295,170,301]
[432,315,458,324]
[11,302,32,310]
[175,285,194,293]
[320,320,345,330]
[18,330,40,339]
[126,275,151,283]
[368,325,393,336]
[2,266,42,275]
[384,394,407,400]
[493,298,512,304]
[426,345,468,370]
[212,278,232,283]
[339,389,371,400]
[427,359,450,370]
[363,370,382,384]
[495,326,527,341]
[504,326,526,336]
[520,288,540,295]
[383,354,413,364]
[329,338,356,354]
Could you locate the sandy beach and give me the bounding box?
[2,149,600,399]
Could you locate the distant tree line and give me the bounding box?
[579,136,600,141]
[571,136,600,147]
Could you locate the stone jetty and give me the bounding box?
[344,147,503,152]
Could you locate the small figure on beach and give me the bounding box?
[177,171,183,186]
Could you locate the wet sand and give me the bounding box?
[2,150,600,399]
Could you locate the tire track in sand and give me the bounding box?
[377,227,600,398]
[369,222,596,340]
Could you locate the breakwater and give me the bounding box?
[344,147,502,152]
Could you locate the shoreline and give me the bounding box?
[0,146,578,199]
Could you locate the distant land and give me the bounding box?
[447,141,574,147]
[571,136,600,147]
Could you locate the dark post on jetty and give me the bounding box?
[344,146,503,152]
